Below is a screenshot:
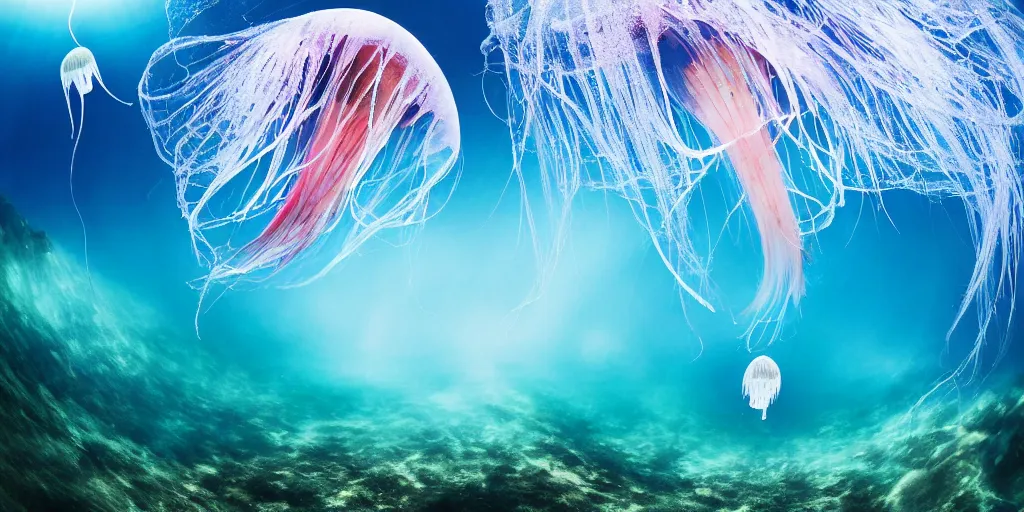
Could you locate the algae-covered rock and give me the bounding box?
[0,196,50,258]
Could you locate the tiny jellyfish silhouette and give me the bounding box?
[742,355,781,420]
[61,0,134,282]
[138,9,461,319]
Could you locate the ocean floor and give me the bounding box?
[0,196,1022,512]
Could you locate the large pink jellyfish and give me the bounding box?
[484,0,1024,377]
[139,9,461,296]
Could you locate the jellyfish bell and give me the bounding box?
[139,9,461,307]
[742,355,781,420]
[62,47,134,136]
[63,0,134,137]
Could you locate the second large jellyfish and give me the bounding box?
[483,0,1024,377]
[139,8,461,293]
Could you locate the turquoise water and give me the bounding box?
[0,1,1021,510]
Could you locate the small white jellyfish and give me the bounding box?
[62,0,133,138]
[61,46,133,138]
[742,355,782,420]
[60,0,133,282]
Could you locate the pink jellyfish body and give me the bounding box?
[241,43,428,275]
[673,39,805,315]
[139,9,461,300]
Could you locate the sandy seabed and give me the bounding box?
[0,196,1021,512]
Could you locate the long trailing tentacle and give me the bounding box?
[94,68,134,106]
[68,0,81,47]
[63,80,75,138]
[70,94,94,291]
[678,40,805,331]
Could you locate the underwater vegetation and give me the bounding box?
[0,197,1022,511]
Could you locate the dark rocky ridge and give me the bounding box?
[0,196,50,259]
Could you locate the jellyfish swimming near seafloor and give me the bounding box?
[743,355,781,420]
[138,9,461,310]
[483,0,1024,381]
[61,0,134,284]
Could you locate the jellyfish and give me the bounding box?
[483,0,1024,378]
[742,355,782,420]
[138,9,461,305]
[61,0,134,281]
[670,38,805,319]
[163,0,221,38]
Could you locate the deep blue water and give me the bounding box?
[0,0,1021,449]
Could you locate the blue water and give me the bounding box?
[0,1,1022,510]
